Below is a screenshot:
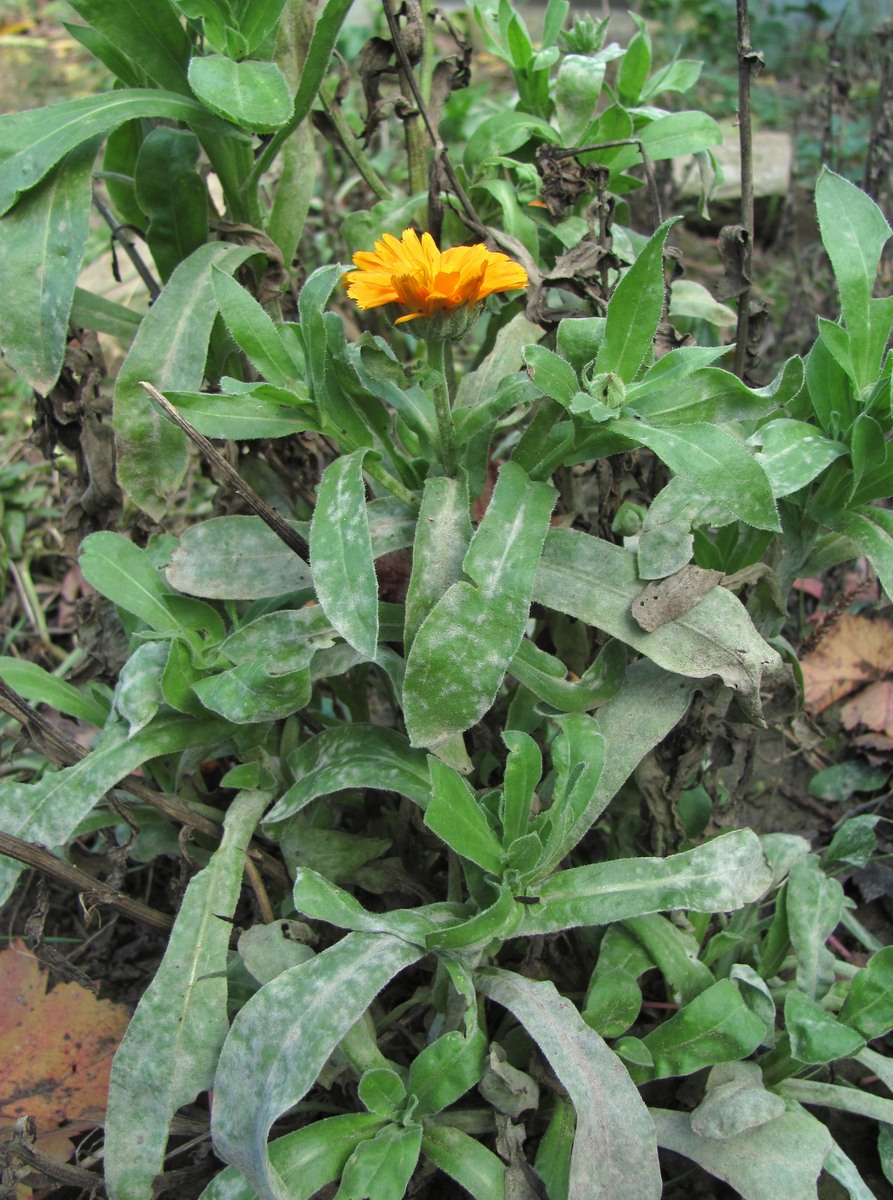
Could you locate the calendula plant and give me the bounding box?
[1,1,893,1198]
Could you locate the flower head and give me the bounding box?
[344,228,528,338]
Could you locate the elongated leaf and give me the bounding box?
[66,0,191,94]
[455,312,543,410]
[639,980,765,1078]
[105,789,270,1200]
[0,714,227,903]
[404,476,472,652]
[71,287,143,340]
[310,450,379,658]
[816,167,893,386]
[533,529,782,721]
[556,54,608,143]
[786,854,843,999]
[198,1114,386,1200]
[612,417,779,531]
[0,140,96,392]
[521,829,771,935]
[188,56,293,132]
[651,1106,831,1200]
[425,759,505,873]
[628,355,804,426]
[291,867,445,941]
[134,128,208,282]
[785,991,864,1064]
[0,91,237,216]
[476,968,661,1200]
[114,242,254,518]
[510,637,626,713]
[211,933,424,1200]
[594,219,677,383]
[212,268,302,388]
[420,1123,505,1200]
[839,946,893,1037]
[0,658,109,727]
[539,659,696,870]
[404,462,555,746]
[264,726,431,825]
[164,389,311,440]
[816,503,893,602]
[748,418,845,497]
[166,515,313,599]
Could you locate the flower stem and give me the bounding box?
[427,338,458,475]
[363,456,419,511]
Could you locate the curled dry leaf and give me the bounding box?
[800,613,893,714]
[0,940,130,1136]
[841,680,893,739]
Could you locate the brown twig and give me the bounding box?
[0,830,175,933]
[92,190,161,302]
[2,1127,107,1196]
[733,0,760,379]
[139,382,311,563]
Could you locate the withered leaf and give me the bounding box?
[632,565,724,632]
[0,940,129,1132]
[801,613,893,714]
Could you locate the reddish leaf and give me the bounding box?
[0,941,129,1133]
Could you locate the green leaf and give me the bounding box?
[809,760,889,802]
[336,1123,422,1200]
[522,829,770,935]
[668,279,736,327]
[80,532,202,642]
[594,219,677,383]
[815,503,893,602]
[815,167,893,387]
[537,714,604,870]
[310,450,380,658]
[651,1106,832,1200]
[420,1124,506,1200]
[785,991,864,1064]
[556,54,608,144]
[689,1063,785,1139]
[523,344,579,407]
[0,90,239,217]
[623,913,714,1004]
[408,1025,487,1116]
[105,789,270,1200]
[618,28,651,105]
[66,0,192,94]
[134,127,208,282]
[163,388,311,440]
[629,355,804,426]
[0,658,109,727]
[476,968,661,1200]
[839,946,893,1038]
[534,1096,575,1200]
[824,815,881,869]
[534,529,783,721]
[0,139,96,392]
[639,110,723,160]
[501,730,542,848]
[238,921,315,985]
[403,461,556,746]
[509,637,626,713]
[188,55,293,132]
[198,1114,386,1200]
[748,418,845,497]
[357,1068,406,1119]
[71,287,143,340]
[193,660,311,723]
[612,417,780,531]
[114,242,254,519]
[211,933,424,1200]
[463,111,558,177]
[265,726,431,824]
[639,980,764,1079]
[212,267,303,387]
[165,515,313,599]
[404,475,472,652]
[291,867,443,942]
[425,758,505,873]
[786,854,843,1000]
[455,312,543,411]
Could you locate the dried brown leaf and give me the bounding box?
[841,679,893,738]
[801,613,893,713]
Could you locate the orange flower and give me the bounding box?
[344,228,528,329]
